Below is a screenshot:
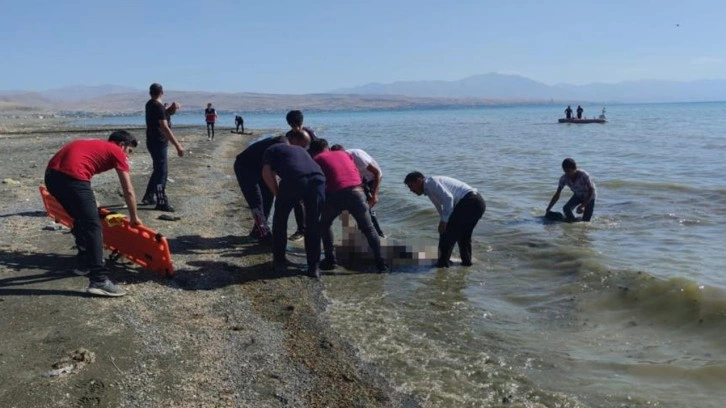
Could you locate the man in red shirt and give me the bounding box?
[45,130,142,297]
[310,139,388,273]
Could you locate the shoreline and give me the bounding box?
[0,123,420,407]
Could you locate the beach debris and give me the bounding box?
[2,178,21,185]
[158,214,181,221]
[43,348,96,378]
[43,223,64,231]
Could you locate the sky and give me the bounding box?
[1,0,724,94]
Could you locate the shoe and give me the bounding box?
[87,279,126,297]
[140,196,156,206]
[376,262,390,273]
[307,268,321,279]
[319,258,337,271]
[461,260,473,267]
[288,231,305,242]
[154,204,175,212]
[435,260,451,268]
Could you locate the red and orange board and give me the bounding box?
[39,185,174,277]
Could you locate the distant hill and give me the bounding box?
[332,73,726,103]
[41,84,140,101]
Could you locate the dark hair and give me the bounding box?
[286,110,304,127]
[330,144,345,151]
[562,158,577,171]
[404,171,424,184]
[286,129,310,145]
[308,139,329,156]
[108,130,138,147]
[149,83,163,97]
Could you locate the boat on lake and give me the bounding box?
[559,107,607,124]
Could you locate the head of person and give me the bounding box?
[286,110,304,128]
[286,128,310,148]
[149,83,163,98]
[308,138,329,157]
[562,158,577,177]
[207,103,212,108]
[330,144,345,152]
[108,130,138,155]
[404,171,425,196]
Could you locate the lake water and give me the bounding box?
[82,103,726,407]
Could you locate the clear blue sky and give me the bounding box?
[1,0,723,94]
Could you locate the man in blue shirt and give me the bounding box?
[262,129,325,278]
[404,171,486,268]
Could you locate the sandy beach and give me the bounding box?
[0,120,420,408]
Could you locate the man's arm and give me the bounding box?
[366,164,382,207]
[262,164,279,197]
[116,170,141,226]
[159,119,184,157]
[546,188,563,212]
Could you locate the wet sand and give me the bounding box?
[0,120,420,407]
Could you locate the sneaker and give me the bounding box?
[461,260,473,267]
[288,231,305,242]
[307,268,321,279]
[376,262,390,273]
[72,268,89,276]
[154,204,175,212]
[87,279,126,297]
[319,258,337,271]
[435,260,451,268]
[140,196,156,206]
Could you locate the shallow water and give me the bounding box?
[82,103,726,406]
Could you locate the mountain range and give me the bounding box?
[1,73,725,115]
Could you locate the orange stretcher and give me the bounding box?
[39,185,174,277]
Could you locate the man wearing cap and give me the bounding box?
[44,130,142,297]
[141,83,184,212]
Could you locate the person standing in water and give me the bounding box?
[545,158,597,222]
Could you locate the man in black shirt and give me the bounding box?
[233,135,287,241]
[262,129,325,278]
[142,83,184,212]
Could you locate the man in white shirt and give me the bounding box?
[404,171,486,268]
[330,144,384,237]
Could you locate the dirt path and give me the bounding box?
[0,124,419,407]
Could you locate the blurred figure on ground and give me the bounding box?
[205,102,218,140]
[235,115,244,133]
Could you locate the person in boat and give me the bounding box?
[576,105,584,119]
[545,158,596,222]
[598,107,606,120]
[564,105,573,119]
[404,171,486,268]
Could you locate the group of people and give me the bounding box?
[564,105,584,119]
[43,82,597,297]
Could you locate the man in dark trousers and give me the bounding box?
[285,110,318,242]
[205,103,218,140]
[545,158,597,222]
[576,105,584,119]
[564,105,573,119]
[404,171,486,268]
[309,139,388,273]
[233,135,287,241]
[235,115,244,133]
[262,129,325,278]
[45,130,142,297]
[142,83,184,212]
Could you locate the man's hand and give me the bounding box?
[176,146,185,157]
[438,221,447,234]
[576,204,585,214]
[367,193,378,208]
[129,216,143,227]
